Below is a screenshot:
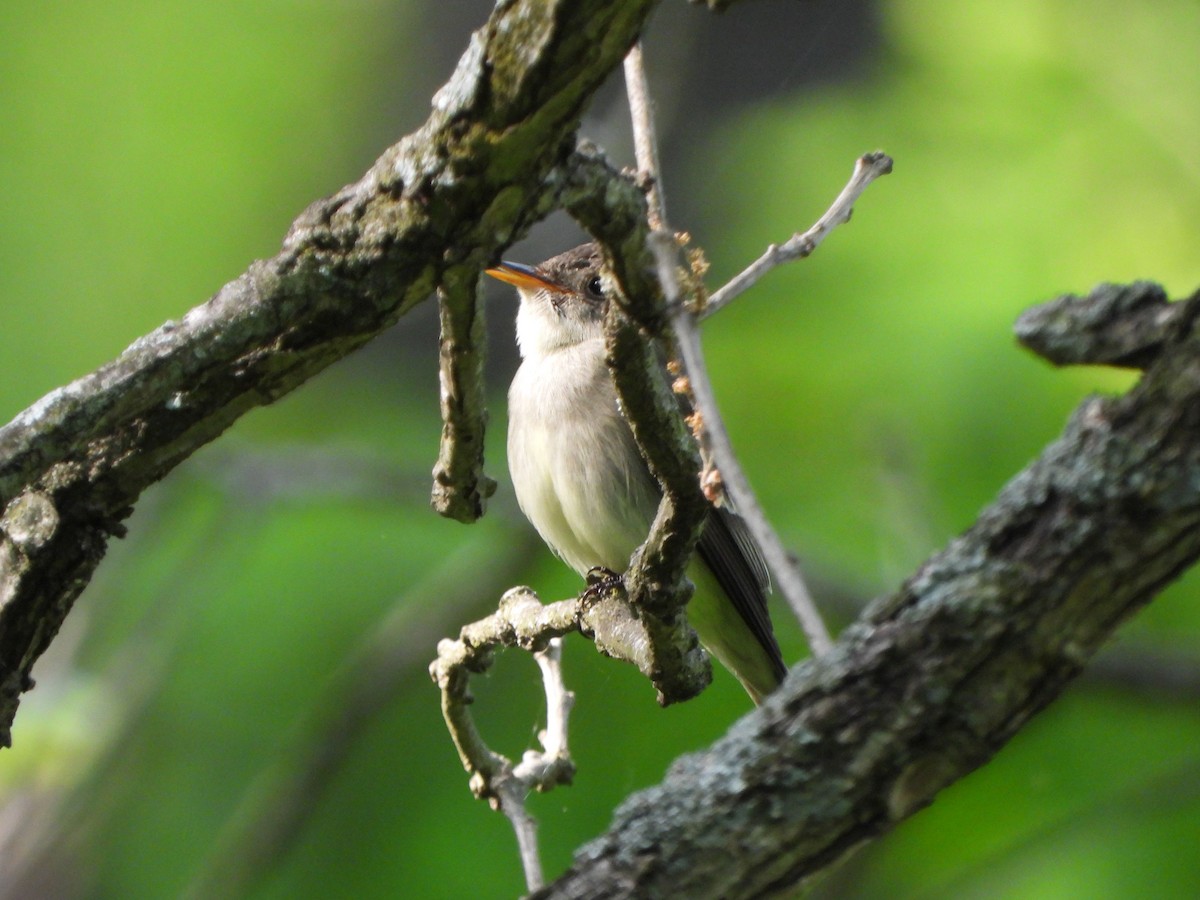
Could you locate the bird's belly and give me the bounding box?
[508,374,656,576]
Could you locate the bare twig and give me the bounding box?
[529,639,573,762]
[432,588,577,805]
[428,588,603,890]
[497,777,545,891]
[623,44,835,656]
[623,44,667,232]
[652,239,834,656]
[703,152,894,319]
[621,44,667,239]
[504,638,575,891]
[431,578,686,800]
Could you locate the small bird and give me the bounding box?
[487,243,787,703]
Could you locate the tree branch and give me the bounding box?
[0,0,663,745]
[537,281,1200,897]
[6,3,1196,895]
[431,274,496,522]
[1014,280,1200,369]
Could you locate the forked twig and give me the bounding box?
[431,576,703,890]
[430,589,578,890]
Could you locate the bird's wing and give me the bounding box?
[697,506,788,683]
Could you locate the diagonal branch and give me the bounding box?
[651,237,834,656]
[0,0,664,746]
[536,282,1200,898]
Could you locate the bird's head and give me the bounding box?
[487,242,610,358]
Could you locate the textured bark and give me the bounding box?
[431,274,496,523]
[0,0,662,745]
[539,282,1200,898]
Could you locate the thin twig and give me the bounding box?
[503,638,575,891]
[624,44,834,656]
[432,588,578,801]
[527,638,573,763]
[652,238,834,656]
[623,44,667,232]
[703,152,893,319]
[498,779,545,891]
[434,585,578,897]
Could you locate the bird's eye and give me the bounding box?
[585,275,604,297]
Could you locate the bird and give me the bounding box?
[487,242,787,704]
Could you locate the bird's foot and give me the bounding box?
[583,567,624,599]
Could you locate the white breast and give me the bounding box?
[507,338,658,576]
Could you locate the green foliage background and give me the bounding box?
[1,1,1198,897]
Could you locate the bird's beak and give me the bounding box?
[485,261,566,293]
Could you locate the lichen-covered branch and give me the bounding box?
[432,587,579,796]
[430,571,715,804]
[536,282,1200,898]
[0,0,664,746]
[431,587,578,892]
[556,147,715,704]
